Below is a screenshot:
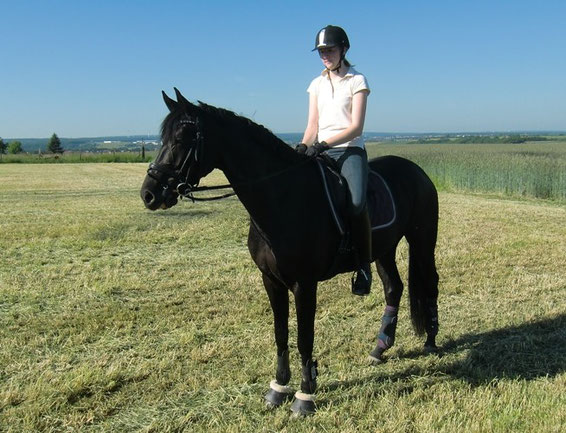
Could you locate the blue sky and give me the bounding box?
[1,0,565,138]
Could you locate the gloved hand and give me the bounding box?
[305,141,330,157]
[295,143,307,154]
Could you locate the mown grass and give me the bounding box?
[0,163,565,432]
[366,140,566,202]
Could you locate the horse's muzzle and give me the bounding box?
[140,177,178,210]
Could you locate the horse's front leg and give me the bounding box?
[263,273,294,407]
[290,281,318,416]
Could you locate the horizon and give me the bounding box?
[5,130,566,143]
[1,1,565,138]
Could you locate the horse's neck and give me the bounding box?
[216,134,315,230]
[218,135,300,188]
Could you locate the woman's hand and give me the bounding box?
[305,141,329,157]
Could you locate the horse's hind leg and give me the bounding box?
[407,231,440,352]
[369,246,403,363]
[262,273,293,408]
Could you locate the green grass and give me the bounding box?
[0,163,565,432]
[0,151,156,164]
[366,140,566,202]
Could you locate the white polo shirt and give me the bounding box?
[307,66,370,148]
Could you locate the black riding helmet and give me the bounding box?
[313,25,350,73]
[312,25,350,51]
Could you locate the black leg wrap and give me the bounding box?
[300,359,318,394]
[290,360,318,415]
[265,350,293,408]
[369,306,398,363]
[378,306,398,349]
[275,350,291,385]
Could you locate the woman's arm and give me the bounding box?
[323,89,368,147]
[301,92,319,145]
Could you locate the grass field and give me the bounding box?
[0,163,565,432]
[0,152,155,164]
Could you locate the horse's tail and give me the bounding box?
[406,170,440,336]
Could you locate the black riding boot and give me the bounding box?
[351,207,372,296]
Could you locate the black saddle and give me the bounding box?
[315,156,397,279]
[316,157,396,235]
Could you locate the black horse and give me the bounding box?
[140,89,440,415]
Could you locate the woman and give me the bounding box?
[298,25,372,296]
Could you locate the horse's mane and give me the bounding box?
[161,101,295,158]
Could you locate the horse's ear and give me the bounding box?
[162,91,177,112]
[174,87,195,111]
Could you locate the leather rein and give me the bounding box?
[146,115,312,203]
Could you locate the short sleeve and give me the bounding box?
[307,76,320,95]
[352,74,370,95]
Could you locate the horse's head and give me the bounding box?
[140,88,216,210]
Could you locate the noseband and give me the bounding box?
[147,116,235,202]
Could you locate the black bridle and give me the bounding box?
[147,116,236,202]
[147,114,315,203]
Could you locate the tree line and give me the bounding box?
[0,133,64,155]
[414,135,549,145]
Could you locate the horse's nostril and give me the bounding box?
[143,190,155,205]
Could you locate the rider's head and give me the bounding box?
[313,25,351,72]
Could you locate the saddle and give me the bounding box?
[315,156,396,279]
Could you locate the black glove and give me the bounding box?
[295,143,307,154]
[305,141,329,157]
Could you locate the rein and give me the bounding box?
[148,113,313,203]
[176,156,313,202]
[178,183,236,202]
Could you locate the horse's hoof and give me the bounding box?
[290,392,316,416]
[265,389,292,408]
[368,354,385,365]
[424,344,439,355]
[265,380,293,408]
[368,346,386,365]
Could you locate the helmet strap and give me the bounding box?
[329,47,346,74]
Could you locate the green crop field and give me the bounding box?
[0,162,565,432]
[366,140,566,202]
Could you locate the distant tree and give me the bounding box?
[47,133,64,154]
[0,138,6,154]
[7,141,23,154]
[505,135,527,144]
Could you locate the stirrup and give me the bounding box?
[351,266,372,296]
